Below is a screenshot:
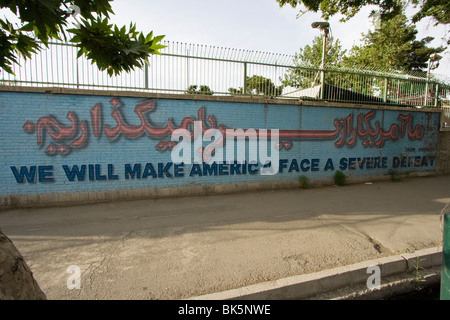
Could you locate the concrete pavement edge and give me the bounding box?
[187,247,442,300]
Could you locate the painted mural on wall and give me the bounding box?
[0,91,439,196]
[22,97,425,155]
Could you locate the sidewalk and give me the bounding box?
[0,175,448,300]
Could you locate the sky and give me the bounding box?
[107,0,449,78]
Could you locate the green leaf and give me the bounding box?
[0,1,166,76]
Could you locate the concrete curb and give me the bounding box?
[188,247,442,300]
[322,267,441,300]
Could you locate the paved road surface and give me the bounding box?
[0,175,449,300]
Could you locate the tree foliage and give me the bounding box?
[281,36,347,88]
[246,75,283,96]
[345,12,445,72]
[0,0,166,75]
[186,85,214,95]
[277,0,449,26]
[342,11,446,104]
[411,0,450,25]
[228,75,283,96]
[282,12,445,102]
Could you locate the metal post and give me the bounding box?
[319,29,327,100]
[383,77,388,103]
[311,22,329,100]
[435,83,439,107]
[425,53,442,107]
[424,63,431,107]
[144,62,149,90]
[243,62,248,95]
[441,212,450,300]
[76,57,80,89]
[186,48,190,91]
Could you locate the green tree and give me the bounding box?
[342,11,446,104]
[411,0,450,25]
[246,75,283,96]
[228,75,283,97]
[186,85,214,95]
[276,0,449,26]
[281,36,347,89]
[0,0,166,75]
[345,12,445,72]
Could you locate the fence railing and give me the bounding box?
[1,40,449,108]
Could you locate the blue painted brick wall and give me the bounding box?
[0,91,440,197]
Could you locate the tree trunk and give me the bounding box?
[0,230,46,300]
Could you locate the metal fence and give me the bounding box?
[1,40,449,108]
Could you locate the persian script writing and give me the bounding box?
[22,98,424,156]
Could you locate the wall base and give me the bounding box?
[0,171,439,210]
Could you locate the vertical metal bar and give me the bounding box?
[383,77,388,103]
[320,68,325,100]
[435,83,439,107]
[144,62,149,90]
[76,54,80,89]
[60,43,64,86]
[243,62,247,95]
[186,48,190,91]
[319,32,326,100]
[274,62,278,96]
[441,212,450,300]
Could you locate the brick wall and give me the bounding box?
[0,87,443,209]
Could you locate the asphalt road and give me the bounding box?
[0,175,449,300]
